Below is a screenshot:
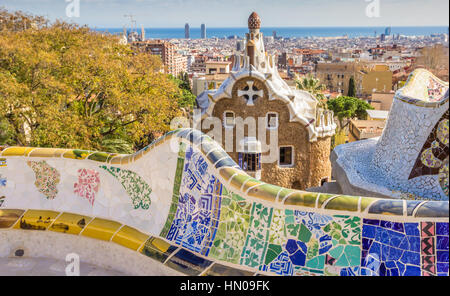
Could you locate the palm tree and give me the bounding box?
[295,74,327,108]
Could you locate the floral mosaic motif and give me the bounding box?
[27,161,60,200]
[427,76,448,102]
[0,174,6,187]
[100,166,151,210]
[361,219,423,276]
[409,110,449,196]
[74,169,100,206]
[0,196,5,207]
[0,158,6,167]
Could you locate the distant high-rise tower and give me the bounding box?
[201,23,206,39]
[385,27,391,36]
[185,23,190,39]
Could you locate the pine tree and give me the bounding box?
[347,76,357,97]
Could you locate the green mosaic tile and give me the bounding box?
[324,195,359,212]
[209,193,251,264]
[241,202,273,268]
[283,191,318,208]
[298,223,312,242]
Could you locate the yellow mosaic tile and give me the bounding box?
[112,225,150,251]
[283,191,318,208]
[360,196,379,212]
[241,178,264,193]
[247,183,281,203]
[139,237,171,253]
[49,212,93,235]
[109,155,123,165]
[28,148,67,158]
[1,147,34,157]
[13,210,60,230]
[120,155,133,165]
[229,173,252,191]
[132,150,145,162]
[62,149,92,160]
[219,167,240,182]
[81,217,122,241]
[0,209,25,228]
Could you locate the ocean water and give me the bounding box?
[94,26,448,39]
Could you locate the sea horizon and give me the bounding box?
[93,26,449,39]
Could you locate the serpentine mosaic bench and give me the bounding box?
[0,128,448,276]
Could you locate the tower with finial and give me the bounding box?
[248,11,261,33]
[245,12,265,68]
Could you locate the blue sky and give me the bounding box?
[1,0,449,28]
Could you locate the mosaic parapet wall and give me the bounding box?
[333,69,449,201]
[0,128,449,276]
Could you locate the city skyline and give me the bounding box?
[1,0,449,28]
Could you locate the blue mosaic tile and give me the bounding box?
[436,236,449,250]
[405,223,421,236]
[437,250,449,263]
[436,223,449,236]
[361,220,421,276]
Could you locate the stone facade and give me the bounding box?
[205,77,332,189]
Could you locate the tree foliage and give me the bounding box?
[327,96,374,130]
[171,72,196,109]
[295,74,327,108]
[415,44,449,80]
[0,9,184,152]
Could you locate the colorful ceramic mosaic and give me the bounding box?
[409,110,449,196]
[0,175,6,187]
[427,76,448,102]
[335,69,449,202]
[420,222,449,276]
[0,158,6,167]
[73,168,100,206]
[100,166,152,210]
[0,128,448,276]
[165,145,222,255]
[27,161,61,200]
[361,219,423,276]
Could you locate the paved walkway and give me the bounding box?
[0,257,128,276]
